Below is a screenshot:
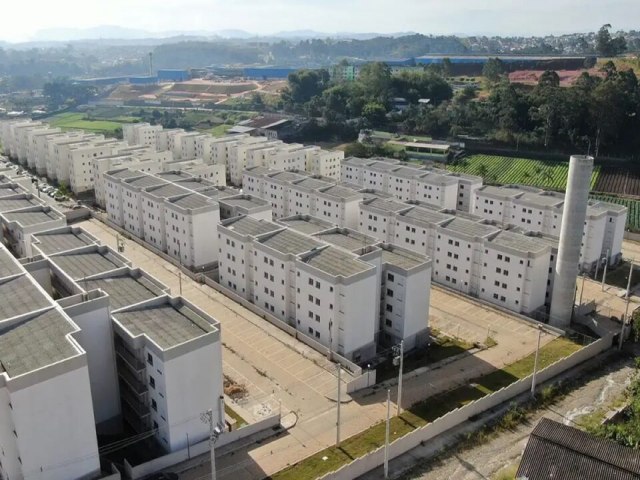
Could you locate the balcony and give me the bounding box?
[117,360,148,395]
[115,343,145,372]
[120,384,150,418]
[122,407,150,434]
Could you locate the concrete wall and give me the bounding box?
[317,334,613,480]
[124,414,280,479]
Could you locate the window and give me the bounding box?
[308,311,314,319]
[387,288,394,297]
[308,327,313,334]
[147,353,153,365]
[151,399,157,411]
[308,294,313,302]
[388,273,394,282]
[385,319,393,327]
[309,278,314,286]
[149,376,155,389]
[386,304,393,312]
[315,331,320,338]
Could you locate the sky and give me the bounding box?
[3,0,640,42]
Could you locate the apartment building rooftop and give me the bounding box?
[106,169,144,180]
[2,208,64,226]
[156,171,194,182]
[278,215,335,235]
[51,250,125,280]
[83,273,165,311]
[244,166,273,176]
[0,248,22,278]
[362,197,412,213]
[260,229,323,255]
[380,245,430,270]
[198,186,241,200]
[169,193,213,210]
[268,171,308,183]
[124,175,167,189]
[0,275,51,320]
[418,172,459,185]
[293,177,336,190]
[318,185,362,200]
[0,309,79,378]
[518,191,565,208]
[442,217,500,238]
[314,229,377,252]
[342,156,376,166]
[0,185,23,197]
[368,161,403,172]
[113,300,214,350]
[390,166,426,178]
[145,183,191,199]
[32,228,98,255]
[175,179,214,191]
[489,230,551,254]
[402,206,453,225]
[303,246,370,277]
[222,216,281,237]
[219,195,269,209]
[0,196,42,212]
[477,185,525,199]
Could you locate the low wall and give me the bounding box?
[124,414,280,479]
[317,334,614,480]
[203,276,367,380]
[624,231,640,242]
[101,463,121,480]
[65,207,92,223]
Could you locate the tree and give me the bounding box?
[441,58,453,77]
[358,62,392,102]
[537,70,560,88]
[362,102,387,127]
[483,58,505,83]
[282,69,330,106]
[596,24,627,56]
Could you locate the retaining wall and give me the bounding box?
[316,334,613,480]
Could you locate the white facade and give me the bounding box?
[123,122,162,147]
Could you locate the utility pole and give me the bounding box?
[626,259,634,299]
[200,407,224,480]
[393,340,404,416]
[601,250,610,291]
[178,270,183,295]
[336,364,341,447]
[579,273,586,306]
[531,325,542,397]
[384,389,391,479]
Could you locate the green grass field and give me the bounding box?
[45,112,126,135]
[273,337,581,480]
[444,154,601,191]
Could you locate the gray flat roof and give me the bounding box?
[477,185,524,199]
[0,197,40,212]
[517,192,565,208]
[222,216,281,237]
[303,246,370,277]
[175,179,211,191]
[113,301,214,349]
[221,196,268,209]
[368,161,401,172]
[489,230,550,254]
[417,173,459,185]
[0,248,22,278]
[314,229,377,252]
[33,230,97,254]
[389,167,426,179]
[0,186,23,197]
[0,309,79,378]
[362,198,411,213]
[402,206,453,225]
[170,193,213,210]
[319,185,362,200]
[2,209,62,226]
[292,177,335,190]
[146,183,191,199]
[0,275,51,320]
[198,186,240,200]
[83,274,164,310]
[342,157,377,166]
[125,176,167,189]
[279,216,335,235]
[268,171,307,182]
[442,217,500,238]
[51,251,125,280]
[107,169,143,180]
[381,246,429,270]
[591,200,628,214]
[260,229,323,255]
[244,166,273,176]
[156,172,193,182]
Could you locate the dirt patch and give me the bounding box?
[509,68,606,86]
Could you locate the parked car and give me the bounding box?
[54,195,66,202]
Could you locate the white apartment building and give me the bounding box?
[165,193,221,268]
[305,148,344,179]
[26,127,62,171]
[1,120,43,160]
[123,122,163,147]
[94,156,164,208]
[218,194,272,221]
[46,133,101,181]
[15,124,49,165]
[341,157,400,185]
[141,183,192,251]
[287,176,336,217]
[0,246,101,480]
[229,139,281,185]
[155,128,185,152]
[0,206,67,257]
[474,185,627,270]
[313,185,363,229]
[172,131,208,161]
[67,139,125,193]
[246,170,308,218]
[359,197,413,242]
[111,295,223,452]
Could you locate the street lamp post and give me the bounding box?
[530,325,542,397]
[200,406,224,480]
[384,389,391,479]
[336,364,341,447]
[367,363,371,387]
[393,340,404,416]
